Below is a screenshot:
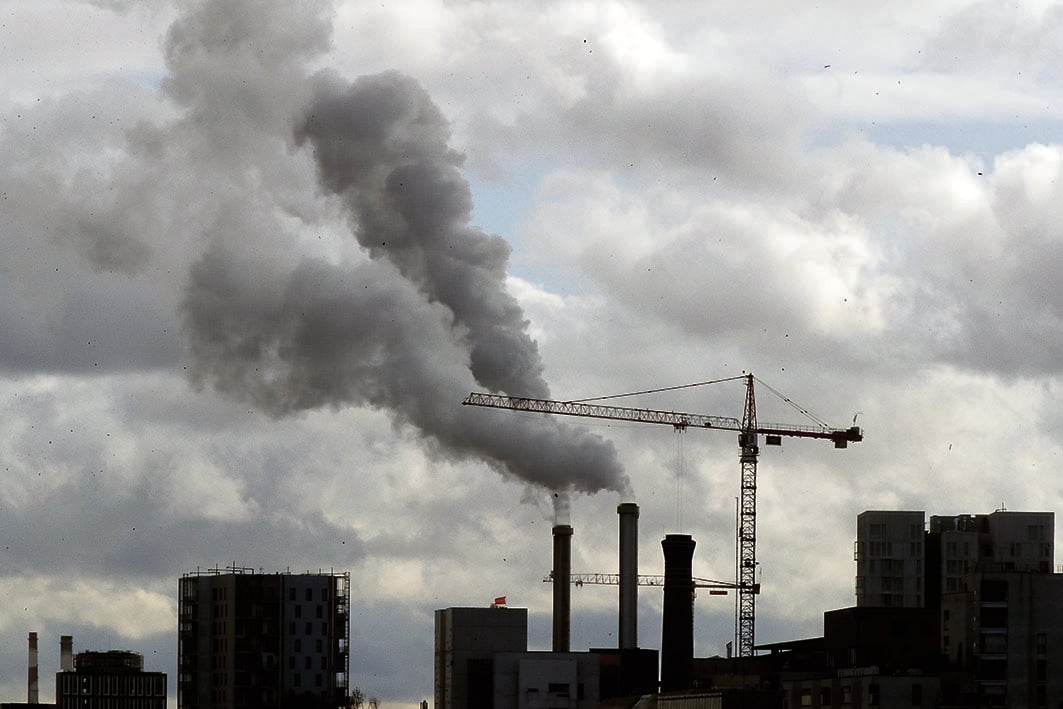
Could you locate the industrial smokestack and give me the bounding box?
[60,635,73,672]
[27,632,38,704]
[661,534,695,693]
[552,524,573,652]
[618,503,639,649]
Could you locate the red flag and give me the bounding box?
[493,596,506,605]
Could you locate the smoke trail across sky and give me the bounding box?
[172,0,628,494]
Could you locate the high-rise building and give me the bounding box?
[55,650,166,709]
[942,569,1063,706]
[855,508,1059,706]
[930,510,1054,594]
[854,510,926,607]
[178,567,350,709]
[855,509,1055,609]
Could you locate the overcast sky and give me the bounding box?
[2,0,1063,706]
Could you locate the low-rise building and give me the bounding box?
[55,650,166,709]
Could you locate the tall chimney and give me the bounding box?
[60,635,74,672]
[552,524,573,652]
[617,503,639,649]
[661,534,695,693]
[27,632,38,704]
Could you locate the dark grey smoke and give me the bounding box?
[173,1,628,494]
[183,246,627,493]
[296,70,549,398]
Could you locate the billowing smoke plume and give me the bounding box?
[295,69,549,399]
[175,0,628,494]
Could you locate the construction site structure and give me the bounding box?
[464,373,861,656]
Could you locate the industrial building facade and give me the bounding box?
[434,606,528,709]
[178,567,350,709]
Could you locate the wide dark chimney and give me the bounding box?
[552,524,573,652]
[661,534,695,693]
[618,503,639,649]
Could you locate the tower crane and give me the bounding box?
[462,373,862,657]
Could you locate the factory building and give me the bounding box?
[434,606,529,709]
[177,567,349,709]
[492,651,600,708]
[55,650,166,709]
[434,504,660,708]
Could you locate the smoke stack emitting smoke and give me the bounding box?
[169,1,629,496]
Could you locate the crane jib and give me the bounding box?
[462,392,861,444]
[462,392,741,430]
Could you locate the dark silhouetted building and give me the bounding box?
[178,567,350,709]
[55,650,166,709]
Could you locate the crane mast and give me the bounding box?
[737,376,758,657]
[462,373,862,657]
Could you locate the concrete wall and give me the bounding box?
[493,652,600,709]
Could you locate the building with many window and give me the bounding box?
[854,510,926,607]
[855,509,1054,610]
[178,567,349,709]
[55,650,166,709]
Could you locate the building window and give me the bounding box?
[306,588,313,601]
[305,656,312,670]
[912,683,922,706]
[800,689,812,707]
[547,683,570,698]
